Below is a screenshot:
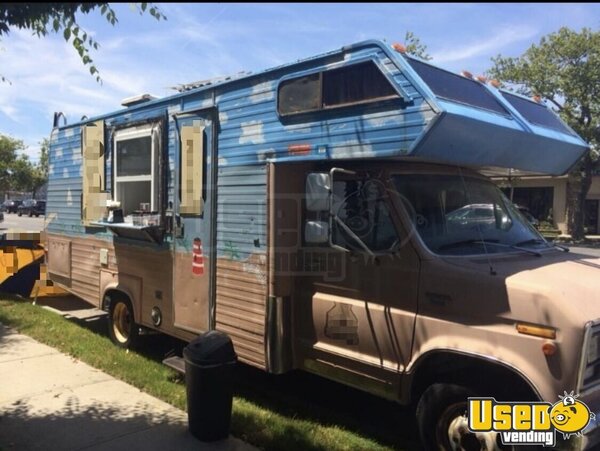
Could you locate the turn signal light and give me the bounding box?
[532,95,542,103]
[461,70,473,79]
[489,79,501,88]
[516,323,557,340]
[476,75,487,83]
[542,342,557,356]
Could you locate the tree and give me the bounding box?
[404,31,431,60]
[0,134,48,198]
[488,27,600,240]
[0,3,166,83]
[0,134,24,193]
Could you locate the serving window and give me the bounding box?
[113,126,158,216]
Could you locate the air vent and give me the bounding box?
[120,94,158,108]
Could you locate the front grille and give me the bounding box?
[581,324,600,391]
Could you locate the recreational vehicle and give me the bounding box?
[46,40,599,449]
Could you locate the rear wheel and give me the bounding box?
[416,383,510,451]
[17,211,22,216]
[107,297,139,349]
[28,210,33,217]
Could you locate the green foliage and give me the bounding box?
[403,31,431,61]
[0,298,395,451]
[0,134,25,192]
[488,27,600,239]
[488,27,600,153]
[0,3,166,83]
[0,134,48,195]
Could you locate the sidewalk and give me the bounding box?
[0,322,255,451]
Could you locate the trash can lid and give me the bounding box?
[184,330,237,365]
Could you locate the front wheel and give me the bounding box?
[107,297,139,349]
[17,211,22,217]
[416,383,509,451]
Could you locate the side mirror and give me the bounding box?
[304,220,329,244]
[306,173,330,212]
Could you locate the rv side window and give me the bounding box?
[114,126,158,217]
[278,73,321,116]
[322,61,397,108]
[278,61,398,116]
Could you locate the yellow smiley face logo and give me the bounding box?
[550,400,592,434]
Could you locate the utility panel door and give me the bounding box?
[172,116,213,334]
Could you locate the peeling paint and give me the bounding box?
[54,147,63,159]
[251,81,275,103]
[218,157,228,166]
[218,111,228,124]
[239,120,265,144]
[330,139,375,158]
[284,123,312,134]
[366,114,402,128]
[66,188,73,206]
[167,104,181,114]
[257,148,276,161]
[64,128,74,138]
[62,167,69,179]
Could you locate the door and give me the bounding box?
[172,114,214,334]
[296,172,419,385]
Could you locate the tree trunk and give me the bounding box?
[566,154,594,241]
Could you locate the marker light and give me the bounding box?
[489,79,501,88]
[461,70,473,79]
[542,342,557,356]
[476,75,487,83]
[516,323,557,340]
[532,95,542,103]
[392,43,407,53]
[288,144,312,156]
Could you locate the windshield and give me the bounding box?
[392,173,548,255]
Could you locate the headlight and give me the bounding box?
[580,323,600,391]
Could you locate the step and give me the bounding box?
[163,355,186,374]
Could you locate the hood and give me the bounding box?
[499,252,600,327]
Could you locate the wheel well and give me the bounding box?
[408,351,540,405]
[103,289,135,321]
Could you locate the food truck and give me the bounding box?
[46,39,599,448]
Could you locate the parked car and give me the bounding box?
[2,199,22,213]
[17,199,46,217]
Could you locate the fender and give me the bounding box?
[401,348,543,404]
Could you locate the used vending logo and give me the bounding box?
[467,391,595,447]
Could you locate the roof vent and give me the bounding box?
[121,94,158,108]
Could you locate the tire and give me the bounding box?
[107,297,139,349]
[18,211,22,217]
[28,210,33,217]
[416,383,510,451]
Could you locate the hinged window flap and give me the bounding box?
[180,124,204,215]
[82,120,108,224]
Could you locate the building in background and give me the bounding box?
[493,173,600,235]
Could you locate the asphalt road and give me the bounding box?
[566,246,600,258]
[0,212,46,232]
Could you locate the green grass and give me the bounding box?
[0,298,406,451]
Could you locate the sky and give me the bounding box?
[1,2,599,162]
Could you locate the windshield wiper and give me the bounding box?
[438,239,542,257]
[514,238,569,253]
[438,239,500,251]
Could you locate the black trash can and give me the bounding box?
[183,330,237,441]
